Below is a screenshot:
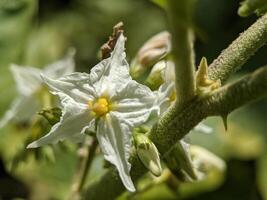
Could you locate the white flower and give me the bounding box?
[27,34,157,192]
[0,50,75,128]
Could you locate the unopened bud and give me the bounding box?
[38,107,62,125]
[238,0,267,17]
[131,31,171,79]
[145,60,176,90]
[134,133,162,176]
[145,61,166,89]
[164,141,197,180]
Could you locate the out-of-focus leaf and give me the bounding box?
[0,0,36,66]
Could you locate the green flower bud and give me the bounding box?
[145,61,166,89]
[238,0,267,17]
[133,133,162,176]
[38,107,62,125]
[164,141,197,181]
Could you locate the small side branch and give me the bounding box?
[208,13,267,82]
[206,66,267,115]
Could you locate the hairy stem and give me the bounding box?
[168,0,196,103]
[206,66,267,115]
[208,13,267,82]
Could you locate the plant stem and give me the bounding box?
[209,13,267,82]
[77,138,98,192]
[167,0,196,103]
[70,138,98,200]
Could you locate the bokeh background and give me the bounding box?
[0,0,266,199]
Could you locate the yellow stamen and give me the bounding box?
[88,98,110,117]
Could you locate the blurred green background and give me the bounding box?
[0,0,266,199]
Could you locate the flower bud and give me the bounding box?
[238,0,267,17]
[131,31,171,79]
[145,60,176,90]
[38,107,62,125]
[145,61,166,89]
[134,133,162,176]
[164,141,197,181]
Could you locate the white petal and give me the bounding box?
[41,73,96,105]
[194,123,213,134]
[154,82,175,115]
[27,100,92,148]
[44,49,75,78]
[0,96,39,128]
[112,80,158,126]
[97,113,135,192]
[89,34,130,96]
[10,64,42,96]
[163,61,175,83]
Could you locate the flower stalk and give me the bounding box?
[167,0,196,103]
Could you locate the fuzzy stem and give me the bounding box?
[208,13,267,82]
[206,66,267,115]
[167,0,196,103]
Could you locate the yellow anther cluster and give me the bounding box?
[88,98,110,117]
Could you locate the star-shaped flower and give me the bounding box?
[27,34,157,192]
[0,51,75,128]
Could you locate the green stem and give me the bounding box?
[167,0,196,103]
[77,138,98,192]
[208,13,267,82]
[206,66,267,115]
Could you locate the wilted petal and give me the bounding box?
[97,113,135,192]
[27,100,92,148]
[0,96,39,128]
[10,64,42,96]
[112,80,158,126]
[42,73,96,105]
[89,34,130,96]
[44,49,75,78]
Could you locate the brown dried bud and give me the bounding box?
[101,22,125,59]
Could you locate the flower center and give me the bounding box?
[88,98,110,117]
